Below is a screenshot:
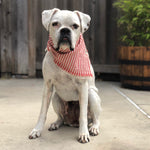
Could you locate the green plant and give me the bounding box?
[113,0,150,46]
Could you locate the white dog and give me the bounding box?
[29,8,101,143]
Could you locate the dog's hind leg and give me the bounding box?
[88,88,101,136]
[48,93,64,131]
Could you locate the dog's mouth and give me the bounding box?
[55,35,74,52]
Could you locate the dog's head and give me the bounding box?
[42,8,91,51]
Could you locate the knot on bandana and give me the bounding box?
[47,34,93,77]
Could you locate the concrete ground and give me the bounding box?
[0,79,150,150]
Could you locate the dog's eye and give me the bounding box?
[72,24,79,29]
[52,22,58,27]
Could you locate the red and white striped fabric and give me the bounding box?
[47,34,93,77]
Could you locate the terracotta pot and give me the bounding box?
[119,46,150,90]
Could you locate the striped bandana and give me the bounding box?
[47,34,93,77]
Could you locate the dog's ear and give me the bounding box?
[42,8,60,31]
[74,11,91,33]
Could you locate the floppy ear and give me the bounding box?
[42,8,60,31]
[74,11,91,33]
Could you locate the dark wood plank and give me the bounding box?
[11,0,18,74]
[35,0,42,71]
[62,0,68,9]
[72,0,84,11]
[57,0,65,9]
[17,0,28,75]
[106,0,118,64]
[93,64,119,73]
[28,0,36,77]
[0,0,12,77]
[94,0,106,64]
[67,0,73,10]
[0,0,2,75]
[85,0,96,64]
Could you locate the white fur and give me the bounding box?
[29,8,101,143]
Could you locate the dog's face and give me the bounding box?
[42,8,91,51]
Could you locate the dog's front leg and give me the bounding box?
[78,81,90,143]
[29,82,53,139]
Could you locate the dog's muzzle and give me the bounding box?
[56,28,73,51]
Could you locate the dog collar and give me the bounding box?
[47,34,93,77]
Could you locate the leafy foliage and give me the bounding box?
[113,0,150,46]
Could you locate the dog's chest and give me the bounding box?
[53,74,80,101]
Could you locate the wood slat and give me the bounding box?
[11,0,18,74]
[35,0,42,72]
[143,47,150,86]
[28,0,36,77]
[0,0,12,77]
[17,0,28,75]
[85,0,96,63]
[93,64,119,73]
[106,0,118,64]
[94,0,106,64]
[0,1,2,75]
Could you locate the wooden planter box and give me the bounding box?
[119,46,150,90]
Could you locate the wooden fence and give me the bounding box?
[0,0,119,78]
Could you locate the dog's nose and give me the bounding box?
[60,28,70,35]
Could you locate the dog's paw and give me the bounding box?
[78,134,90,143]
[28,129,41,139]
[48,123,59,131]
[48,119,63,131]
[89,125,100,136]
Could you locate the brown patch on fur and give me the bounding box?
[60,100,92,127]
